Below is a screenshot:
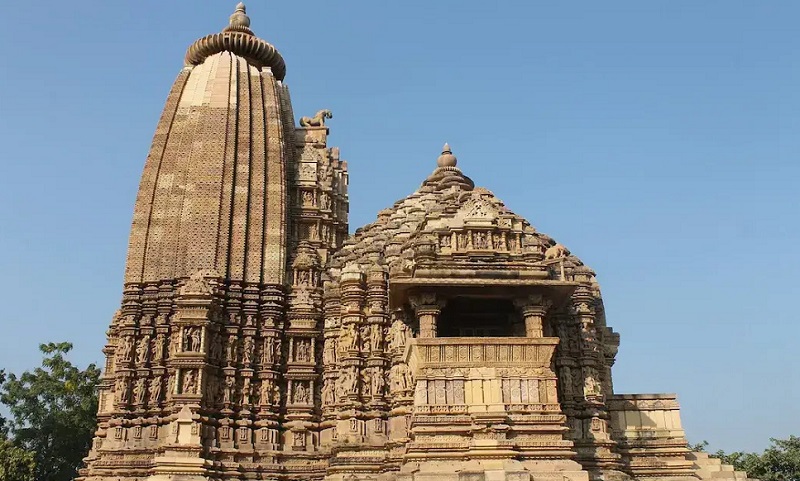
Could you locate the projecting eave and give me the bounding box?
[388,278,579,310]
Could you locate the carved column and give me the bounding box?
[320,280,341,445]
[408,293,442,339]
[515,294,552,338]
[570,280,622,476]
[255,284,286,452]
[284,243,323,452]
[363,264,389,445]
[335,264,366,443]
[292,123,349,264]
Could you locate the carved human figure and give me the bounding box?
[339,324,356,352]
[323,338,337,364]
[584,373,600,397]
[149,375,162,405]
[293,431,306,448]
[171,329,182,354]
[322,380,335,406]
[133,377,146,404]
[224,376,235,403]
[190,327,202,352]
[262,337,275,364]
[136,336,150,365]
[362,326,372,352]
[296,339,311,362]
[361,370,372,397]
[183,370,197,394]
[395,364,412,391]
[260,379,273,405]
[243,336,255,365]
[209,334,221,361]
[370,324,382,351]
[205,378,216,404]
[371,367,385,396]
[390,315,411,351]
[272,384,281,404]
[153,333,165,361]
[338,368,356,397]
[561,366,573,395]
[226,336,237,364]
[294,382,308,404]
[119,335,134,362]
[475,231,489,249]
[296,270,310,286]
[116,378,130,403]
[301,190,314,206]
[241,377,251,405]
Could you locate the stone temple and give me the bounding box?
[79,5,752,481]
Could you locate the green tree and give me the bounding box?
[694,436,800,481]
[0,342,100,481]
[0,437,36,481]
[717,436,800,481]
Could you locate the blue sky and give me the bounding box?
[0,1,797,453]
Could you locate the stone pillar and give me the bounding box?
[336,264,366,443]
[255,284,286,453]
[515,294,552,338]
[409,293,442,338]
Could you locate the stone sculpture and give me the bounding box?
[300,109,333,127]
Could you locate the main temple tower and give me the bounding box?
[80,4,348,480]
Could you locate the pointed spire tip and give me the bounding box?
[225,1,252,33]
[437,142,457,168]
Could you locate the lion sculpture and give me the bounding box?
[544,243,570,260]
[299,109,333,127]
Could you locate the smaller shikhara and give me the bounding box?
[78,4,752,481]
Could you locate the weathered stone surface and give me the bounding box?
[79,4,748,481]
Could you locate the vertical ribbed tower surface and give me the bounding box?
[125,2,290,285]
[80,3,349,480]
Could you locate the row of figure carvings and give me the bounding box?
[437,229,528,253]
[320,324,408,365]
[322,363,413,407]
[115,330,292,368]
[114,371,289,408]
[298,189,334,211]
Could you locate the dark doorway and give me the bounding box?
[438,297,518,337]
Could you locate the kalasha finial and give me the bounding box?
[225,2,252,33]
[437,143,458,167]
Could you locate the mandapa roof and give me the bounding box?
[327,145,592,281]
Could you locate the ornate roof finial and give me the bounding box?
[186,3,287,80]
[225,2,253,34]
[437,143,458,167]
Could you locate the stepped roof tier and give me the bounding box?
[329,144,589,288]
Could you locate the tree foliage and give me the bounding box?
[0,437,36,481]
[0,342,100,481]
[695,436,800,481]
